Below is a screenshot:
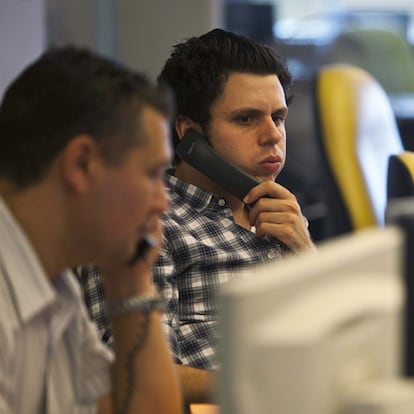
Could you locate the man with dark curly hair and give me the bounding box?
[155,25,315,398]
[80,28,315,406]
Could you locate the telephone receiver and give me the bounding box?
[128,235,158,267]
[176,129,261,202]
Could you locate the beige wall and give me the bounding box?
[0,0,223,104]
[0,0,45,100]
[46,0,223,80]
[117,0,223,80]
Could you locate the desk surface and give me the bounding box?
[190,404,220,414]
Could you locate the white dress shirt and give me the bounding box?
[0,198,113,414]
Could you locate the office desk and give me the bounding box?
[190,403,220,414]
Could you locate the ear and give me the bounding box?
[60,134,101,195]
[175,116,203,140]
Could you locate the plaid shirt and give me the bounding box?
[77,171,287,370]
[76,265,112,346]
[153,171,286,370]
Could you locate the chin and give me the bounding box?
[259,174,278,183]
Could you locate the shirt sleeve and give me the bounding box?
[65,271,114,405]
[0,378,13,414]
[76,298,114,403]
[153,239,182,364]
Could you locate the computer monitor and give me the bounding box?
[219,226,408,414]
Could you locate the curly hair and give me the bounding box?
[158,28,293,161]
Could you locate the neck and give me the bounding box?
[0,179,72,279]
[174,162,251,229]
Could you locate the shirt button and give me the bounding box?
[218,199,226,207]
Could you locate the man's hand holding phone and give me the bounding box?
[100,218,163,299]
[243,180,316,253]
[177,129,315,253]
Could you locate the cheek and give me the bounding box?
[209,124,262,170]
[211,131,244,159]
[107,179,151,230]
[280,134,287,154]
[123,180,151,219]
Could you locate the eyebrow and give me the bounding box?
[230,106,288,117]
[272,107,289,117]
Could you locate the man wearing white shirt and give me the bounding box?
[0,46,181,414]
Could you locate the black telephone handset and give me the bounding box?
[176,129,261,201]
[128,235,157,267]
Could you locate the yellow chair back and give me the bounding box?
[315,63,403,237]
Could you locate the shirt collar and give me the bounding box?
[165,169,230,213]
[0,197,69,323]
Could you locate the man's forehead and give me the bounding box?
[215,73,286,106]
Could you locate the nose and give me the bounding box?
[258,116,285,146]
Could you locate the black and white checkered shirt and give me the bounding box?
[153,171,287,370]
[76,264,112,345]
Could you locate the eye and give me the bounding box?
[272,113,286,126]
[147,167,164,182]
[237,114,254,125]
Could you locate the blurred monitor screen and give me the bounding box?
[219,226,405,414]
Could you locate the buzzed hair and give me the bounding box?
[0,46,172,187]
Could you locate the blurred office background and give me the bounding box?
[2,0,414,242]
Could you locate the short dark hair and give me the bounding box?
[0,46,172,187]
[157,28,293,161]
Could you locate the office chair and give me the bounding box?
[313,63,404,239]
[387,151,414,200]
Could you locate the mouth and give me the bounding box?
[259,156,283,175]
[261,155,282,164]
